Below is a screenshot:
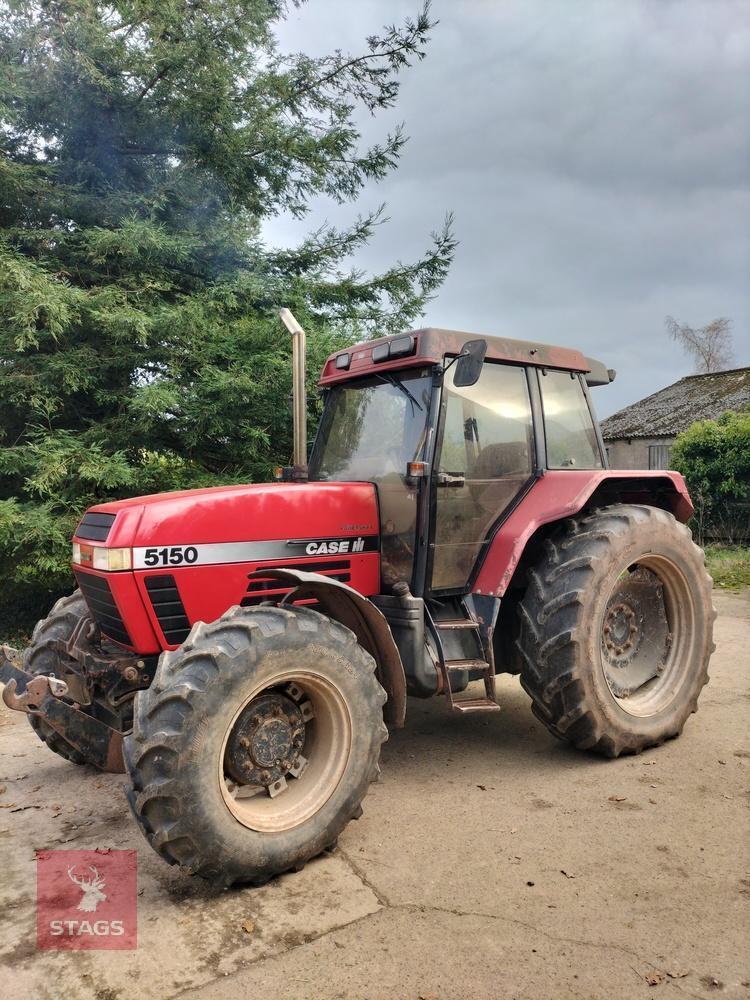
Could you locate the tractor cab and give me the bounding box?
[312,328,610,599]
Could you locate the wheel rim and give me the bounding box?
[600,554,695,718]
[219,669,352,833]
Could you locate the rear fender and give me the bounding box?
[472,469,693,599]
[248,568,407,728]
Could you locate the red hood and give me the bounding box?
[77,482,379,549]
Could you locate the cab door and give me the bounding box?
[430,362,535,592]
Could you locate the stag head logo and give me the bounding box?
[67,865,107,912]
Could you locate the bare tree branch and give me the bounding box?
[665,316,735,373]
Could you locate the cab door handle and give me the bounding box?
[436,471,466,488]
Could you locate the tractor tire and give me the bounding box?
[24,591,90,765]
[124,604,388,886]
[517,504,714,758]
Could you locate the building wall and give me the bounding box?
[604,436,675,470]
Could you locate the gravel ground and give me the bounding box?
[0,590,748,1000]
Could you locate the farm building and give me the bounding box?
[601,367,750,470]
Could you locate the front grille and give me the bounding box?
[241,559,350,608]
[74,569,132,646]
[145,575,191,645]
[75,511,116,542]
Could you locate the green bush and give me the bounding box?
[671,410,750,545]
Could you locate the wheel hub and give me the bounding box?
[603,602,640,658]
[601,567,671,699]
[225,692,305,786]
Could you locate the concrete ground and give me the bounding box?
[0,591,748,1000]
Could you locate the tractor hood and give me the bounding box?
[71,481,382,654]
[74,482,381,562]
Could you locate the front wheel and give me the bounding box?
[517,504,715,757]
[124,605,387,886]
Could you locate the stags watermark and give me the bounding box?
[36,849,137,950]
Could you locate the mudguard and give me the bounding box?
[472,470,693,599]
[248,568,407,728]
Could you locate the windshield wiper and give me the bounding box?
[375,373,424,415]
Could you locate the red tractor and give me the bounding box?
[1,314,714,886]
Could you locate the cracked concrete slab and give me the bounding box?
[0,592,748,999]
[189,904,710,1000]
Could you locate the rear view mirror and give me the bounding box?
[453,339,487,387]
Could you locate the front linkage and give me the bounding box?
[0,617,152,772]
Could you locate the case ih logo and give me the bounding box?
[36,849,137,950]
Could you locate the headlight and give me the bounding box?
[72,543,132,572]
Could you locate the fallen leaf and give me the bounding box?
[560,870,576,879]
[608,795,627,802]
[649,798,658,805]
[477,784,487,791]
[666,969,689,979]
[645,971,665,986]
[510,828,518,834]
[642,761,656,766]
[241,919,255,935]
[526,880,535,887]
[718,759,727,765]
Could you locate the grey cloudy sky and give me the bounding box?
[265,0,750,416]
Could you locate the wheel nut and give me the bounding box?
[606,640,614,649]
[239,736,250,749]
[260,770,271,783]
[123,666,138,682]
[603,625,611,635]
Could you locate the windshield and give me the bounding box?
[309,371,433,482]
[309,370,433,587]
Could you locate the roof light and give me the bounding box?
[372,343,389,363]
[335,353,350,370]
[389,335,415,358]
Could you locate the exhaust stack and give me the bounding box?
[279,308,308,475]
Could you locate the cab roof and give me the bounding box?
[319,327,614,387]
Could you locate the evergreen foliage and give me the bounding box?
[0,0,454,627]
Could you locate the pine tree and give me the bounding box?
[0,0,454,621]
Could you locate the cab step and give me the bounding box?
[450,697,502,713]
[444,658,489,672]
[427,603,501,715]
[435,619,481,631]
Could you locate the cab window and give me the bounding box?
[540,370,603,469]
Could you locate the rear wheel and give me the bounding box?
[517,504,714,757]
[124,604,387,886]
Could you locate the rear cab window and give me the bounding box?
[539,370,603,469]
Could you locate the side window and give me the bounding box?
[432,363,534,590]
[540,371,603,469]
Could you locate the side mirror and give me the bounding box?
[452,339,487,387]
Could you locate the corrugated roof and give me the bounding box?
[601,367,750,440]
